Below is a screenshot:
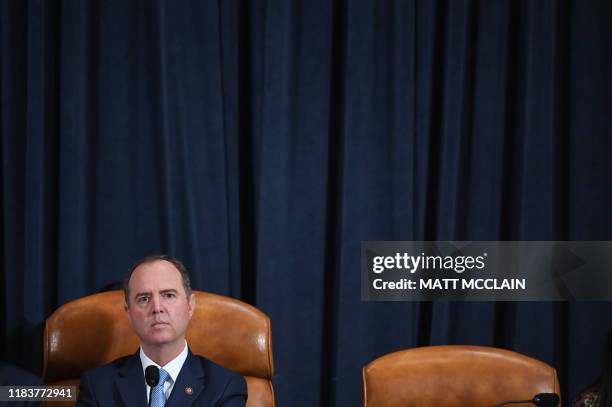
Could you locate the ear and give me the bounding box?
[188,294,195,319]
[124,302,132,323]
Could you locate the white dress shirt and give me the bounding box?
[140,341,189,403]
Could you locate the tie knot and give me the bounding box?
[150,367,170,407]
[157,368,170,388]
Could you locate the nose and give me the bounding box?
[151,294,164,314]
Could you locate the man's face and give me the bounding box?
[125,260,195,350]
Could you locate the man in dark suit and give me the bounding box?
[77,255,247,406]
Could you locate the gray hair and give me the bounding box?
[123,254,192,306]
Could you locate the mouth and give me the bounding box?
[151,321,170,328]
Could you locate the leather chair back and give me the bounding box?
[44,290,274,407]
[362,345,560,407]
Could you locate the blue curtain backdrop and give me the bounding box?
[1,0,611,405]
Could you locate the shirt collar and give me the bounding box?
[139,341,189,385]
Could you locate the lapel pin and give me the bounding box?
[185,387,193,395]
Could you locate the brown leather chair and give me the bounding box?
[44,290,274,407]
[362,345,561,407]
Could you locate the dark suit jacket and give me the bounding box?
[76,350,247,406]
[0,362,42,407]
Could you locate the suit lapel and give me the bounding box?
[115,352,148,407]
[166,350,205,407]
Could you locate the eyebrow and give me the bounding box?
[133,289,179,298]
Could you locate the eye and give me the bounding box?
[136,295,150,305]
[162,292,176,299]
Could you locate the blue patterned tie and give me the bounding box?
[150,368,170,407]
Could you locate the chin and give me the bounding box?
[145,332,176,344]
